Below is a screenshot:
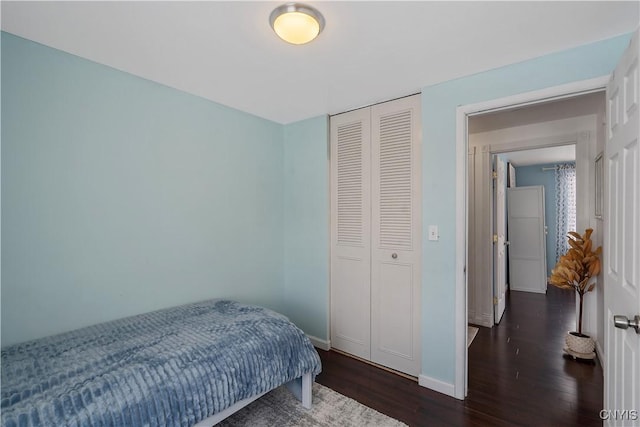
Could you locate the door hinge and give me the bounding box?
[493,297,498,305]
[493,234,498,243]
[492,170,498,179]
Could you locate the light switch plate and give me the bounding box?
[428,225,439,241]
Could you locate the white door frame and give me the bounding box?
[454,75,610,399]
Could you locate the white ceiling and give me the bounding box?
[501,145,576,167]
[2,1,638,124]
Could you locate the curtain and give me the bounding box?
[555,163,576,262]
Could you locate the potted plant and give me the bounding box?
[549,228,602,357]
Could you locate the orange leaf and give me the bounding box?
[568,231,582,241]
[584,228,593,240]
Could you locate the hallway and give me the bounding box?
[316,286,604,426]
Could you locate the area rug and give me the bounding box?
[218,382,407,426]
[468,326,479,347]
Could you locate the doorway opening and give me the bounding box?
[467,92,603,329]
[455,78,608,399]
[489,145,577,325]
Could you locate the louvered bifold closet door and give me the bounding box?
[370,95,422,376]
[330,108,372,360]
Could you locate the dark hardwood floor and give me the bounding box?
[315,286,603,426]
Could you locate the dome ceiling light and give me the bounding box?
[269,3,325,45]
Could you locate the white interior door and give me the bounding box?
[604,29,640,427]
[370,95,422,376]
[330,108,372,360]
[494,156,507,323]
[507,186,547,294]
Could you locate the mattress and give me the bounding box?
[1,299,322,427]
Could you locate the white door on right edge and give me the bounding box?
[507,186,547,294]
[604,28,640,427]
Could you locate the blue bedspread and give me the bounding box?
[1,300,322,427]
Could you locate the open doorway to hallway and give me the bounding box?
[466,90,606,363]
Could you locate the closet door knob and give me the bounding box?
[391,253,398,259]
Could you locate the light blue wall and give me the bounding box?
[515,163,573,276]
[1,33,285,346]
[421,34,631,384]
[282,116,329,339]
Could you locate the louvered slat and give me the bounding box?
[378,110,412,249]
[337,122,363,245]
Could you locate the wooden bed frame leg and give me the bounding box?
[285,372,313,409]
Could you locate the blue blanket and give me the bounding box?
[1,300,322,427]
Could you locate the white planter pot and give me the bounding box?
[565,332,595,354]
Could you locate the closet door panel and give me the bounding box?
[377,261,414,357]
[330,108,371,359]
[370,95,422,376]
[332,256,370,350]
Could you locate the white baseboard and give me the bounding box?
[511,287,546,294]
[307,334,331,351]
[418,374,456,398]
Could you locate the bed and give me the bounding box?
[1,299,322,427]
